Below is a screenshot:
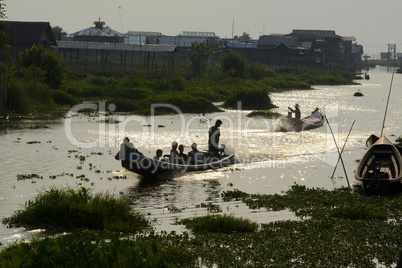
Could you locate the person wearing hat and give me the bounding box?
[288,104,301,120]
[208,119,222,155]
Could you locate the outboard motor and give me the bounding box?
[219,144,226,156]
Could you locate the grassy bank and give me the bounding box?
[1,185,401,267]
[3,66,359,119]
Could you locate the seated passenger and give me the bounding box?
[178,144,188,163]
[120,137,143,160]
[188,143,203,164]
[153,149,163,161]
[164,141,179,162]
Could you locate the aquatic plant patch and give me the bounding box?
[2,187,150,233]
[180,214,258,233]
[0,234,196,267]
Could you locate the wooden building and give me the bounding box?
[0,21,57,59]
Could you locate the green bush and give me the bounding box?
[188,89,226,102]
[6,83,30,113]
[81,84,105,98]
[2,187,150,233]
[51,90,77,105]
[138,93,222,114]
[120,77,144,88]
[120,87,154,101]
[249,62,274,80]
[223,88,276,110]
[88,75,116,86]
[107,99,138,112]
[169,76,186,91]
[18,44,66,88]
[221,52,247,78]
[6,79,53,112]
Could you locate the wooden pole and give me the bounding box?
[325,116,351,188]
[330,120,355,180]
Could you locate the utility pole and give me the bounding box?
[118,6,124,33]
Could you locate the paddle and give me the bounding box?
[330,120,355,180]
[324,116,351,188]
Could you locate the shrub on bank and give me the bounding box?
[221,52,247,78]
[223,88,277,110]
[249,62,275,80]
[2,187,150,233]
[19,44,66,88]
[6,79,52,113]
[138,93,222,114]
[247,110,282,118]
[50,90,77,105]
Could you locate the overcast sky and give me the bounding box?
[5,0,402,56]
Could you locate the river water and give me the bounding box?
[1,66,401,248]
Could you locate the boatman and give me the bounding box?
[119,137,142,160]
[288,104,301,120]
[208,119,222,156]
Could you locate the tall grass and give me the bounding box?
[2,187,150,233]
[0,235,195,267]
[181,214,258,233]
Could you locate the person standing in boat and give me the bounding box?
[288,104,301,120]
[208,120,222,155]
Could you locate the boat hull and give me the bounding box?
[121,153,235,177]
[355,136,402,195]
[276,111,324,132]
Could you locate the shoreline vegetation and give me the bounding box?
[0,45,361,129]
[1,185,401,267]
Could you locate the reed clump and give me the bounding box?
[2,186,150,233]
[180,214,258,233]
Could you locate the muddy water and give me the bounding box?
[1,66,401,247]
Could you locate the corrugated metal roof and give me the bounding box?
[160,36,207,47]
[126,31,162,36]
[125,36,147,45]
[258,35,299,47]
[290,30,340,39]
[180,31,216,37]
[57,41,176,52]
[228,43,257,48]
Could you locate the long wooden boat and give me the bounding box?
[119,152,235,177]
[276,110,324,132]
[355,136,402,194]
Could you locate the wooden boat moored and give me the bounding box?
[355,136,402,194]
